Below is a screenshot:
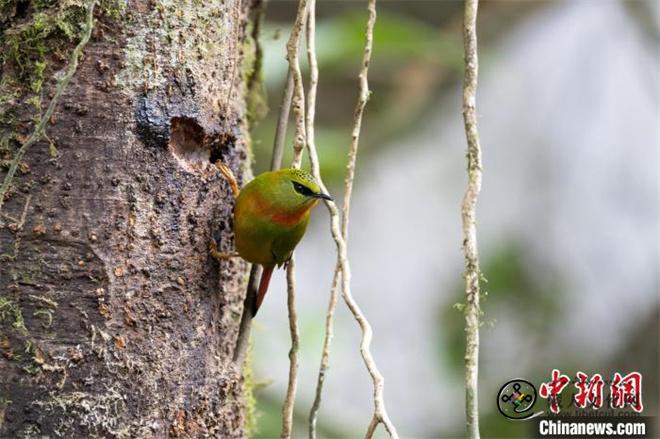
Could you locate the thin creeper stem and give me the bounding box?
[306,0,339,435]
[305,1,338,435]
[280,259,300,439]
[0,0,97,214]
[280,1,310,436]
[461,0,483,438]
[285,0,309,168]
[335,225,398,439]
[271,71,294,171]
[305,0,398,437]
[308,268,340,439]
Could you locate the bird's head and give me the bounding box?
[271,168,333,212]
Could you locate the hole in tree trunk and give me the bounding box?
[209,141,224,164]
[168,117,209,173]
[209,133,236,165]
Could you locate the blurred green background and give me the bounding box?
[247,1,659,438]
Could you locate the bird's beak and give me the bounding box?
[313,192,333,201]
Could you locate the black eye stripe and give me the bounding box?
[292,181,314,196]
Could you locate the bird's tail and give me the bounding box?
[233,264,275,364]
[253,265,274,316]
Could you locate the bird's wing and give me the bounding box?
[271,237,294,268]
[271,224,306,266]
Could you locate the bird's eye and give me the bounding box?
[292,181,313,196]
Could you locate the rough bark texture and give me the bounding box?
[0,1,255,437]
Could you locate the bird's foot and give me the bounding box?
[214,161,240,199]
[209,238,240,261]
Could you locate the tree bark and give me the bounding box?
[0,1,254,437]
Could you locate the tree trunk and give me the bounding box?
[0,1,256,437]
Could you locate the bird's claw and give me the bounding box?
[209,238,239,261]
[214,161,240,199]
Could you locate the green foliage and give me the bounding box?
[252,11,462,187]
[250,121,350,183]
[476,410,536,438]
[253,392,349,439]
[261,11,462,86]
[432,242,566,437]
[439,241,564,375]
[315,12,462,70]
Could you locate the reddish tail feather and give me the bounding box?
[253,265,274,316]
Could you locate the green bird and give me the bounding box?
[233,168,332,315]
